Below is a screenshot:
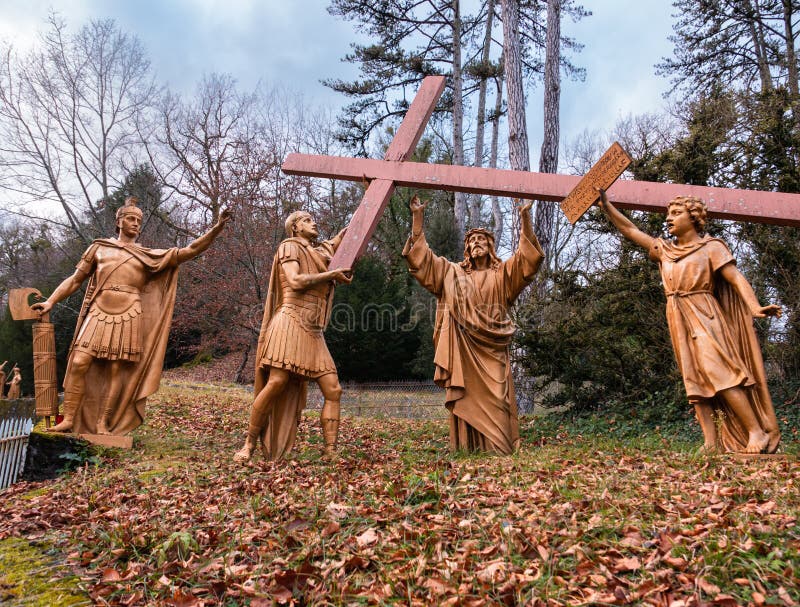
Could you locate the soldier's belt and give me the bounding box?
[100,284,140,294]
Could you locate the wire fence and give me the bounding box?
[164,378,542,419]
[306,380,446,419]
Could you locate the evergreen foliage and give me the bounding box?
[515,208,683,412]
[325,184,460,381]
[325,254,423,380]
[95,164,178,246]
[514,82,794,415]
[0,313,32,396]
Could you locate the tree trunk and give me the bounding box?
[452,0,467,240]
[536,0,561,264]
[743,0,773,92]
[235,344,250,384]
[783,0,799,128]
[490,68,505,243]
[470,0,496,228]
[501,0,530,249]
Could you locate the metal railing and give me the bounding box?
[163,377,544,419]
[0,399,36,489]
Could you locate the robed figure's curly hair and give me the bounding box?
[667,196,707,235]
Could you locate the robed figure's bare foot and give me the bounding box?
[743,429,770,454]
[233,437,257,463]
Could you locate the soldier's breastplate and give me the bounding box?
[92,251,147,314]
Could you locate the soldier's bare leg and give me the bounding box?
[50,351,94,433]
[234,367,290,462]
[317,372,342,458]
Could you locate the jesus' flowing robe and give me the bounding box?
[403,232,542,454]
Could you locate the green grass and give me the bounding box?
[0,537,89,606]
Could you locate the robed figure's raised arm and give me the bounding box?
[501,200,544,303]
[402,195,450,296]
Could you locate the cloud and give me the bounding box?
[0,0,679,164]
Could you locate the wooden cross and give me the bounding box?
[283,76,800,270]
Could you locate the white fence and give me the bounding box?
[0,399,36,489]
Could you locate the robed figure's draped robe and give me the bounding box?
[403,232,542,454]
[649,236,780,452]
[68,239,180,435]
[254,237,338,460]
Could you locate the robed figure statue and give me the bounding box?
[403,195,544,455]
[5,365,21,399]
[599,190,781,454]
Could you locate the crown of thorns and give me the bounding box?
[463,227,495,243]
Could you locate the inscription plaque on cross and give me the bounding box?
[283,76,800,270]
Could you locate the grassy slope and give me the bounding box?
[0,383,798,606]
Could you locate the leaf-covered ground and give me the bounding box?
[1,383,798,606]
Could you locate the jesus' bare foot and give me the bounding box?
[744,429,770,454]
[96,419,110,435]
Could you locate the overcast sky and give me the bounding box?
[0,0,677,168]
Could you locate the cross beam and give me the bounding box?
[319,75,446,270]
[283,154,800,227]
[282,76,800,270]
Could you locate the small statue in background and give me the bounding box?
[33,197,231,436]
[598,189,781,454]
[234,211,351,462]
[0,360,7,399]
[6,365,22,400]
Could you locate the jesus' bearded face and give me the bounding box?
[467,232,490,261]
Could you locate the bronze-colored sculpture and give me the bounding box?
[234,211,351,462]
[403,195,544,455]
[598,190,781,454]
[7,289,59,425]
[6,365,21,399]
[33,197,231,436]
